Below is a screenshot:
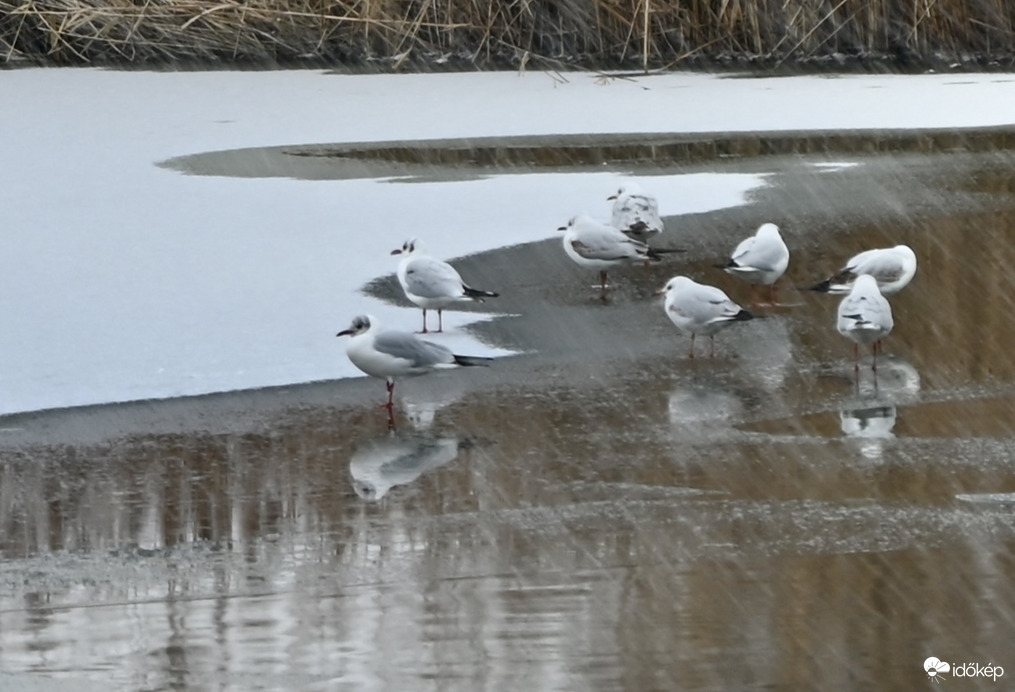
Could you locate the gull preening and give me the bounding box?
[608,182,664,242]
[559,214,678,299]
[836,274,894,371]
[809,244,917,296]
[656,276,754,358]
[392,238,499,333]
[717,222,790,306]
[337,314,491,427]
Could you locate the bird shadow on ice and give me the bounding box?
[348,430,463,501]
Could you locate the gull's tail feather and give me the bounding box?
[453,355,493,367]
[463,285,500,301]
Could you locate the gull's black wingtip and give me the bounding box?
[735,309,754,322]
[453,355,494,367]
[463,286,500,300]
[807,279,832,293]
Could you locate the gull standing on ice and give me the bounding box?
[716,222,790,306]
[337,315,491,427]
[608,182,664,242]
[809,245,917,296]
[836,274,894,371]
[392,238,499,333]
[559,215,676,299]
[656,276,754,358]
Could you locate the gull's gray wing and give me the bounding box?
[373,330,456,367]
[572,222,647,260]
[848,250,906,284]
[731,234,784,271]
[671,283,742,323]
[403,256,465,299]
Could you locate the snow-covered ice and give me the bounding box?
[3,68,1015,415]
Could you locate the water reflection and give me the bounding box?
[348,431,461,501]
[839,356,919,459]
[397,377,467,431]
[668,386,744,431]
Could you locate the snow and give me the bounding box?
[3,68,1015,415]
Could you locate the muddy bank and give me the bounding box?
[4,142,1015,690]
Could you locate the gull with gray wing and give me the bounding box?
[559,214,678,299]
[608,182,664,243]
[337,314,491,427]
[836,274,894,371]
[392,238,499,333]
[810,245,916,296]
[656,276,754,358]
[716,222,790,306]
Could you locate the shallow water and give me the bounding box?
[3,135,1015,690]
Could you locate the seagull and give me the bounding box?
[608,182,664,242]
[716,222,790,306]
[391,238,499,333]
[809,245,916,296]
[559,215,678,299]
[656,276,754,358]
[836,274,894,371]
[336,315,491,427]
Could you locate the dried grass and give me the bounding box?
[2,0,1014,68]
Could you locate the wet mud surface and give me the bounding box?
[4,136,1015,690]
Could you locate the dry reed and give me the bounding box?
[2,0,1015,68]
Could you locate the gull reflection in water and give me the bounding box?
[397,377,467,430]
[349,431,460,501]
[840,355,919,460]
[668,386,744,441]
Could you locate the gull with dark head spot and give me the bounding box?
[337,314,491,427]
[716,222,790,306]
[559,214,678,300]
[608,182,664,243]
[391,238,499,333]
[836,274,894,371]
[809,245,916,296]
[656,276,754,358]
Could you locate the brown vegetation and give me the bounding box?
[2,0,1015,69]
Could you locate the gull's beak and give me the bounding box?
[336,329,354,337]
[607,194,617,201]
[390,249,402,255]
[556,226,567,232]
[653,288,666,296]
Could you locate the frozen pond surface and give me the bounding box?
[2,69,1015,690]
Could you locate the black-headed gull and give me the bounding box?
[809,245,916,296]
[716,223,790,306]
[559,214,675,299]
[836,274,894,371]
[656,276,754,358]
[391,238,499,333]
[336,315,491,427]
[608,182,664,242]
